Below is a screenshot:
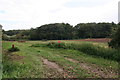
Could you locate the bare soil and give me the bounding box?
[42,58,63,72]
[7,54,24,61]
[65,57,118,78]
[42,58,76,78]
[3,50,24,61]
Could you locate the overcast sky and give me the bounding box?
[0,0,119,30]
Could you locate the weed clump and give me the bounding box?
[47,42,67,48]
[8,47,20,52]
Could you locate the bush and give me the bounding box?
[109,26,120,49]
[76,44,120,61]
[47,42,67,48]
[8,47,20,52]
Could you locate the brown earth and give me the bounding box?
[42,58,76,78]
[3,51,24,61]
[7,54,24,61]
[65,57,118,78]
[42,58,63,73]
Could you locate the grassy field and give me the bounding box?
[2,40,119,78]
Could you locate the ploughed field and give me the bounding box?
[2,39,119,78]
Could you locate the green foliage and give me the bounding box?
[3,42,44,78]
[3,59,31,78]
[30,23,74,40]
[47,42,120,61]
[75,22,116,38]
[47,42,67,48]
[30,22,117,40]
[8,47,20,52]
[108,26,120,49]
[3,22,118,40]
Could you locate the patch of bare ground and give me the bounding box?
[3,50,24,61]
[42,58,76,78]
[65,57,118,78]
[42,58,63,72]
[7,54,24,61]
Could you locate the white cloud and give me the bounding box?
[0,0,119,30]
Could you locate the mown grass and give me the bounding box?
[2,42,46,78]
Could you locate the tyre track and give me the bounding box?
[65,57,118,78]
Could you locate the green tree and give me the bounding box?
[75,22,114,38]
[30,23,74,40]
[108,25,120,49]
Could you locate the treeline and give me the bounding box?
[2,22,118,40]
[2,29,30,41]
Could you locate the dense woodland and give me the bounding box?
[2,22,118,40]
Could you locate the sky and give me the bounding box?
[0,0,119,31]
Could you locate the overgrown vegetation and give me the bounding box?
[8,47,20,52]
[108,25,120,49]
[45,42,120,61]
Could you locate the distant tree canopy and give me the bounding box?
[2,22,118,41]
[75,22,117,38]
[30,23,74,40]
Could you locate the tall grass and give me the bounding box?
[46,42,120,61]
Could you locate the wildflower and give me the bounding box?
[12,44,14,48]
[58,41,61,43]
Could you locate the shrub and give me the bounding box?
[8,47,20,52]
[47,42,67,48]
[109,26,120,49]
[76,44,120,61]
